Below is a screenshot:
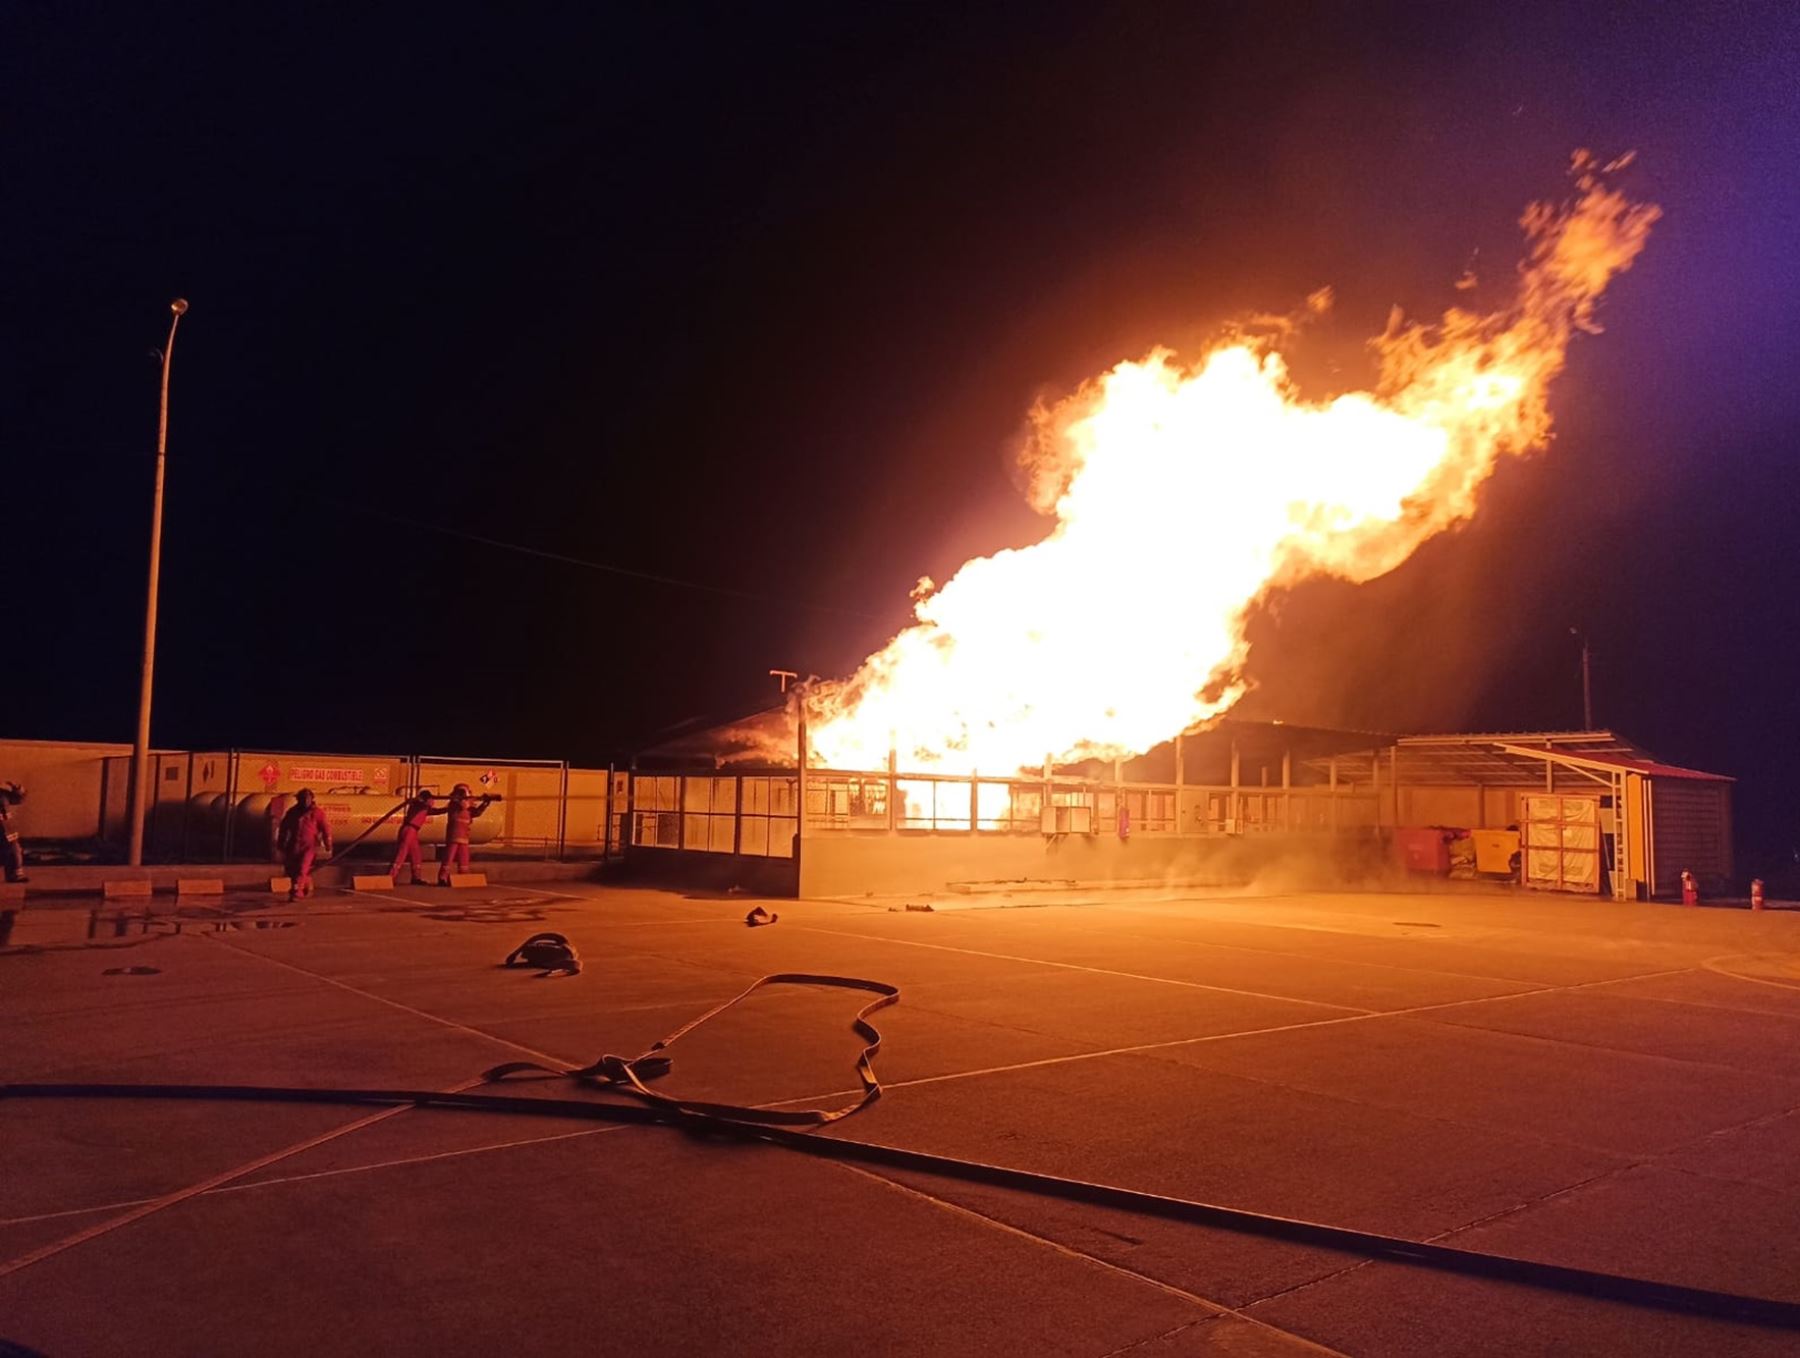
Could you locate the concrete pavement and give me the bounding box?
[7,881,1800,1355]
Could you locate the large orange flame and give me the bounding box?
[807,153,1659,774]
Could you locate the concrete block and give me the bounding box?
[177,878,225,896]
[448,873,489,889]
[103,879,153,899]
[352,874,394,891]
[269,876,293,895]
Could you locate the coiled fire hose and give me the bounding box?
[5,972,1799,1330]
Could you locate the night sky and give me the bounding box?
[6,5,1799,866]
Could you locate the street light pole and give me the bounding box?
[1569,627,1594,730]
[126,298,188,867]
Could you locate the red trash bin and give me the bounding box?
[1393,826,1453,874]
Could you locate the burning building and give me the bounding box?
[623,715,1730,902]
[616,157,1727,902]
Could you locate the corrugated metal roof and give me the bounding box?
[1492,748,1734,783]
[1308,732,1731,786]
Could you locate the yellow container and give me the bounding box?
[1472,829,1520,875]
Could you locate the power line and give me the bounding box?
[310,496,884,621]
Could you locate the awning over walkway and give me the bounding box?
[1311,730,1732,787]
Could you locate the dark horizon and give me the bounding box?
[6,3,1799,867]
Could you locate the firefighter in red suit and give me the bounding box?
[277,788,334,901]
[0,783,27,884]
[390,789,445,885]
[437,783,493,884]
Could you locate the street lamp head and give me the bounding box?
[170,298,189,315]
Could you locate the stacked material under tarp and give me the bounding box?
[1522,793,1600,894]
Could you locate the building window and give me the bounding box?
[631,775,681,848]
[681,776,737,853]
[975,782,1048,832]
[895,778,972,831]
[1043,787,1095,835]
[740,776,798,858]
[1107,789,1174,833]
[804,776,890,829]
[987,782,1043,832]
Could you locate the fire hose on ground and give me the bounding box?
[3,969,1798,1330]
[297,787,505,865]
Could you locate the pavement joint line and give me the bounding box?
[1095,1318,1211,1358]
[1093,972,1757,1161]
[435,881,767,921]
[835,1161,1351,1358]
[1032,915,1579,991]
[770,1014,1391,1107]
[340,882,741,929]
[1572,980,1800,1023]
[201,931,587,1070]
[1416,1093,1800,1252]
[0,1123,636,1229]
[2,909,1725,1297]
[0,1073,490,1281]
[1703,955,1800,995]
[1413,1000,1800,1085]
[788,925,1380,1013]
[756,966,1704,1111]
[1248,1086,1800,1313]
[1071,899,1758,967]
[830,1160,1233,1315]
[1424,1162,1649,1249]
[1237,1254,1374,1316]
[852,897,1699,994]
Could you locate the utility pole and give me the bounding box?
[769,669,798,694]
[126,299,188,867]
[1569,627,1593,730]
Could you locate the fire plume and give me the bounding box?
[807,154,1659,775]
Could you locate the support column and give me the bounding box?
[605,763,617,858]
[1611,770,1626,901]
[1281,747,1291,833]
[1328,756,1338,832]
[1371,749,1381,830]
[1229,740,1240,832]
[796,707,809,870]
[1389,745,1401,830]
[1174,734,1184,834]
[887,735,897,835]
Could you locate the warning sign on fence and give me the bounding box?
[288,766,389,787]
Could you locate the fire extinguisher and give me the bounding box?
[1751,878,1766,911]
[1680,870,1698,907]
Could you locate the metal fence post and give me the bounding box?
[556,761,569,861]
[604,763,615,859]
[180,751,195,861]
[223,750,239,862]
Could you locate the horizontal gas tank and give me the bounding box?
[236,790,502,851]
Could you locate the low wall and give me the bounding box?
[0,738,611,862]
[797,831,1376,898]
[0,739,142,841]
[621,845,798,897]
[1,858,605,898]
